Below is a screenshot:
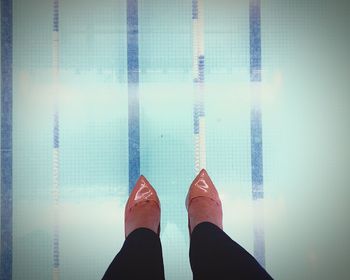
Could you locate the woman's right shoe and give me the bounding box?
[185,169,223,235]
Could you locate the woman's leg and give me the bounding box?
[186,170,272,279]
[102,227,165,280]
[103,175,164,279]
[189,222,272,280]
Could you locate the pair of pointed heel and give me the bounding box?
[125,169,222,237]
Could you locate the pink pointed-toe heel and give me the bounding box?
[185,169,223,235]
[124,175,161,238]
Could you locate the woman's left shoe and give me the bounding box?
[124,175,161,238]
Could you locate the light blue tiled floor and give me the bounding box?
[3,0,350,279]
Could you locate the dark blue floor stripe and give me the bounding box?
[250,0,262,84]
[53,111,59,149]
[127,0,140,193]
[52,0,60,274]
[249,0,265,267]
[53,0,59,32]
[1,0,13,279]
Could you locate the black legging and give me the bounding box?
[102,222,273,279]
